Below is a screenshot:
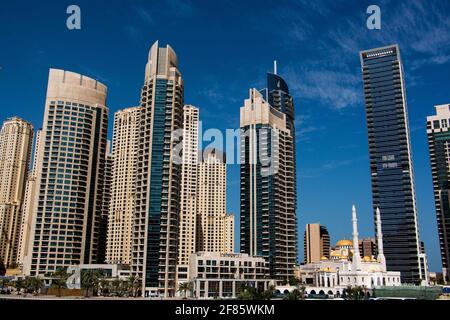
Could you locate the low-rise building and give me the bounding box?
[66,264,131,289]
[188,252,274,299]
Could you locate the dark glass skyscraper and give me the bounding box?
[240,70,297,284]
[427,104,450,283]
[360,45,423,283]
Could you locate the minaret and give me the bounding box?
[376,207,386,269]
[352,205,362,270]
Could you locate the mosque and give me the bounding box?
[298,205,402,291]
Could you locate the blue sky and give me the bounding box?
[1,0,450,272]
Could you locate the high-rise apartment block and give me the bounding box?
[25,69,109,275]
[0,117,33,267]
[196,149,232,254]
[360,45,423,283]
[17,129,42,269]
[132,41,184,298]
[427,104,450,283]
[240,70,297,283]
[106,107,139,265]
[178,105,199,268]
[304,223,330,264]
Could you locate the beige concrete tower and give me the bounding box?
[196,149,232,253]
[25,69,108,275]
[106,107,139,265]
[0,117,33,268]
[178,105,199,267]
[304,223,330,264]
[17,129,42,269]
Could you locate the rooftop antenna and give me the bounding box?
[273,60,277,75]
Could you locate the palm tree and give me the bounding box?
[99,278,110,297]
[51,268,71,297]
[127,275,140,297]
[13,278,24,295]
[177,281,193,299]
[284,289,302,300]
[110,278,123,297]
[81,269,105,297]
[30,276,43,296]
[0,277,10,293]
[22,276,42,296]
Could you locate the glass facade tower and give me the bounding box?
[132,41,184,298]
[240,70,297,283]
[360,45,423,283]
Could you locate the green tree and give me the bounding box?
[177,281,193,299]
[81,269,105,297]
[289,277,300,286]
[51,268,71,297]
[344,285,365,300]
[110,278,122,297]
[23,276,42,296]
[13,278,24,295]
[284,289,303,300]
[99,278,110,297]
[0,277,10,293]
[127,275,140,297]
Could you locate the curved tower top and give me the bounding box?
[46,68,107,107]
[144,40,179,81]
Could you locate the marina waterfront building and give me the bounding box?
[426,104,450,283]
[240,74,297,283]
[25,69,109,275]
[17,129,43,269]
[360,45,424,283]
[0,117,33,268]
[132,41,184,298]
[106,107,140,265]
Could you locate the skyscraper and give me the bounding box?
[0,117,33,268]
[106,107,139,265]
[240,74,297,284]
[360,45,423,283]
[25,69,108,275]
[304,223,330,264]
[17,129,43,269]
[132,41,184,297]
[178,105,199,268]
[426,104,450,283]
[196,149,232,254]
[98,140,112,264]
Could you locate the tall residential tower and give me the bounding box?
[25,69,108,275]
[106,107,140,265]
[360,45,423,283]
[427,104,450,283]
[0,117,33,267]
[240,70,297,283]
[132,41,184,297]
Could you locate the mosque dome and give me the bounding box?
[336,239,353,247]
[362,256,372,262]
[320,256,329,261]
